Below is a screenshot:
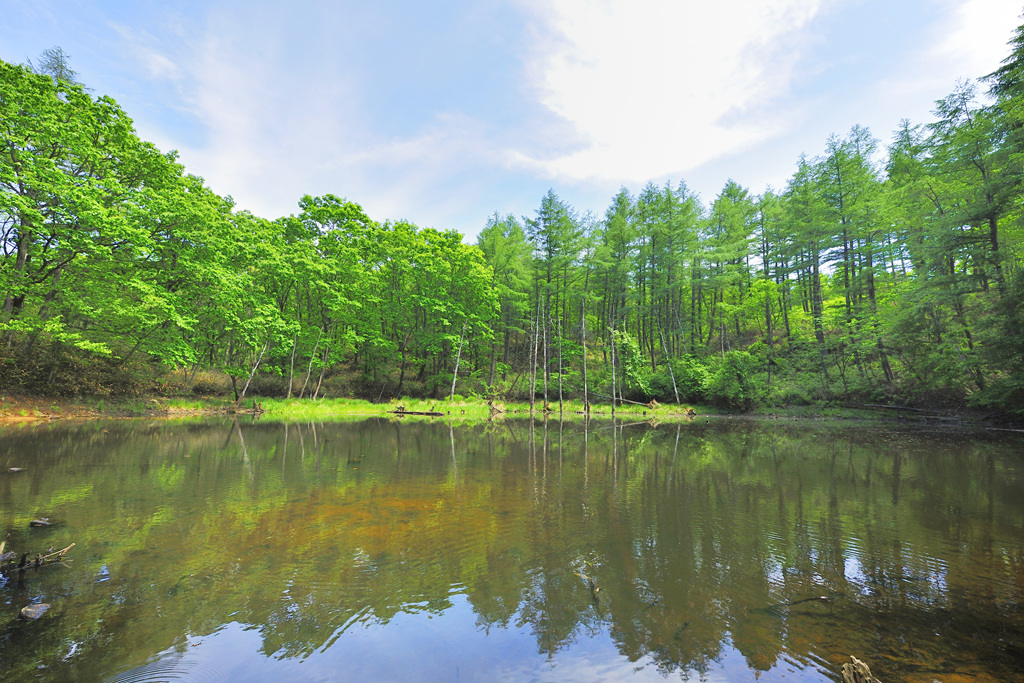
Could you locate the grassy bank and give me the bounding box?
[0,393,990,427]
[254,396,696,422]
[0,396,234,421]
[0,394,687,423]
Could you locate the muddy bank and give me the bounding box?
[0,396,229,422]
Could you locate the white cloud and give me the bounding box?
[513,0,830,184]
[153,26,362,217]
[108,23,180,80]
[331,113,498,226]
[856,0,1022,144]
[932,0,1021,81]
[158,22,497,225]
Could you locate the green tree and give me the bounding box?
[477,213,531,386]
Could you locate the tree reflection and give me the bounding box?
[1,419,1023,681]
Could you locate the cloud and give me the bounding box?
[141,18,365,218]
[932,0,1021,81]
[108,22,181,80]
[855,0,1022,143]
[330,112,499,226]
[512,0,829,184]
[158,19,499,225]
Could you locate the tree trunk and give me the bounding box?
[658,323,680,404]
[610,327,617,418]
[235,339,270,408]
[450,323,466,402]
[287,334,297,399]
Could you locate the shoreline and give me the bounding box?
[0,395,1006,429]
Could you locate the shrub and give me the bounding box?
[650,355,710,403]
[0,342,154,397]
[706,351,761,410]
[246,373,289,397]
[673,355,711,402]
[190,371,232,396]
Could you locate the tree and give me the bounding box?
[477,213,531,386]
[0,61,209,386]
[928,80,1011,295]
[525,190,583,405]
[703,180,755,354]
[28,46,80,85]
[782,157,832,389]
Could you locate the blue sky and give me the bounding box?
[3,0,1022,240]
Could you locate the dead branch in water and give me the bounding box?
[0,536,75,575]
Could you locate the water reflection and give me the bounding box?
[0,417,1022,681]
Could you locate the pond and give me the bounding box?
[1,416,1022,682]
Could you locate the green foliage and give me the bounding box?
[612,329,651,398]
[0,341,154,397]
[707,351,762,410]
[650,355,709,403]
[7,26,1024,419]
[970,270,1024,417]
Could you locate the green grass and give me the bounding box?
[7,392,921,424]
[162,397,234,411]
[252,395,703,423]
[257,397,385,421]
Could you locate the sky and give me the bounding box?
[3,0,1023,240]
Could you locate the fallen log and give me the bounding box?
[389,410,445,417]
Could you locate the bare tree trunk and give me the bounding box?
[542,313,549,410]
[312,346,329,400]
[287,334,297,399]
[450,322,467,403]
[235,339,270,408]
[610,326,617,418]
[581,296,589,415]
[557,318,564,418]
[530,304,539,414]
[658,323,680,404]
[299,328,322,399]
[765,290,773,386]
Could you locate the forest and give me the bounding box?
[2,27,1024,418]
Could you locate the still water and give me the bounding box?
[0,417,1022,682]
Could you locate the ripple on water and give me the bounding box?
[105,627,261,683]
[107,653,204,683]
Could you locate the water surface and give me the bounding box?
[1,417,1022,681]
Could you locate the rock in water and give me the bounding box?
[842,657,881,683]
[19,603,50,620]
[29,518,51,527]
